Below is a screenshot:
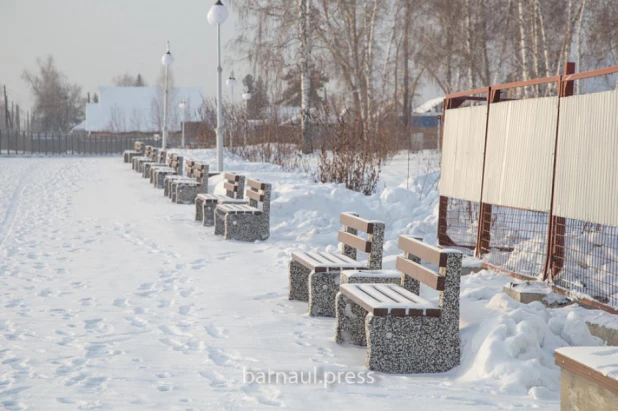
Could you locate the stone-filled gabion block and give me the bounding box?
[335,293,369,346]
[308,271,340,317]
[144,162,167,179]
[123,150,140,163]
[288,260,311,302]
[132,156,147,171]
[340,269,401,286]
[176,181,200,204]
[223,212,270,241]
[137,159,154,174]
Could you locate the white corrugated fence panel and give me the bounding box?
[439,105,487,202]
[554,90,618,227]
[482,97,559,212]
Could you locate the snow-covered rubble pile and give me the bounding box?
[459,271,604,400]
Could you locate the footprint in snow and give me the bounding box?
[204,324,228,339]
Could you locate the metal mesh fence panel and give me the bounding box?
[438,196,479,255]
[480,204,549,279]
[552,218,618,308]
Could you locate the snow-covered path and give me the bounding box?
[0,155,574,410]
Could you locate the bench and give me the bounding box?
[164,160,208,203]
[151,153,184,188]
[335,236,462,374]
[143,149,167,178]
[195,172,248,226]
[132,145,158,173]
[288,212,385,317]
[123,140,144,163]
[555,347,618,411]
[213,178,271,242]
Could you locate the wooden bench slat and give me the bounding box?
[337,231,371,253]
[223,182,238,192]
[340,284,439,317]
[292,251,364,272]
[245,189,264,202]
[340,212,375,234]
[396,256,445,291]
[247,179,265,190]
[398,236,447,267]
[224,172,240,182]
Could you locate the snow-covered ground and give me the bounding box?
[0,150,611,410]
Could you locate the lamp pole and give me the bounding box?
[242,91,252,147]
[179,100,186,148]
[208,0,229,172]
[161,42,174,149]
[226,72,237,149]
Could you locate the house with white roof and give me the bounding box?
[72,86,204,136]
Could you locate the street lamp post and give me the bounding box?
[208,0,229,172]
[226,72,236,149]
[179,100,186,148]
[161,42,174,149]
[242,91,252,147]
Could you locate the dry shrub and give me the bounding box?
[313,104,386,195]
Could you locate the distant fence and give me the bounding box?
[438,63,618,313]
[0,131,159,156]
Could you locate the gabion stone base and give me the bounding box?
[288,260,311,302]
[308,271,341,317]
[153,169,175,188]
[223,213,269,242]
[195,197,205,222]
[132,156,147,171]
[137,159,154,173]
[365,314,460,374]
[123,150,139,163]
[340,270,401,286]
[335,293,369,346]
[176,183,199,204]
[214,209,226,236]
[164,176,186,197]
[144,162,166,178]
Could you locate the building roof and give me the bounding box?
[73,86,204,133]
[413,97,444,114]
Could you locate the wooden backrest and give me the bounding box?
[183,160,208,191]
[337,212,385,269]
[245,179,271,215]
[134,141,144,152]
[167,153,183,174]
[222,172,246,200]
[395,235,462,315]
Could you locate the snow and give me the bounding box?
[0,149,614,410]
[555,346,618,380]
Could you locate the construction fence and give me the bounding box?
[0,131,159,156]
[438,63,618,313]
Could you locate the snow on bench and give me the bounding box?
[555,346,618,410]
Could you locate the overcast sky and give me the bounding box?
[0,0,243,109]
